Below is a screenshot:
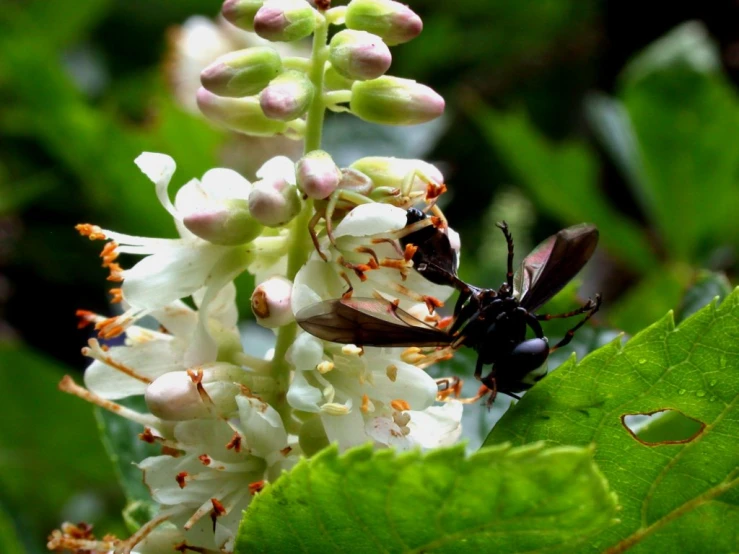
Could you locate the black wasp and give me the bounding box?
[296,208,601,405]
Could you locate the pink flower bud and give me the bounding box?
[145,372,209,420]
[345,0,423,46]
[248,176,302,227]
[329,30,392,81]
[200,47,282,97]
[259,70,314,121]
[296,150,342,199]
[254,0,317,42]
[251,276,294,328]
[196,87,287,136]
[222,0,265,32]
[182,199,263,245]
[350,76,444,125]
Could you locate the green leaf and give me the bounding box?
[235,442,618,553]
[0,345,122,549]
[476,106,654,273]
[619,24,739,261]
[485,287,739,552]
[96,397,159,506]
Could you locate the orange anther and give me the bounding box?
[390,399,410,411]
[109,288,123,304]
[176,472,188,489]
[75,223,106,240]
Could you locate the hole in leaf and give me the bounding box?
[621,409,705,445]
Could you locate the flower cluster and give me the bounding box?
[53,1,464,553]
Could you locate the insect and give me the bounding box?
[297,209,601,405]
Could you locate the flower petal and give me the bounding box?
[123,243,229,310]
[200,168,252,201]
[236,396,288,456]
[256,156,296,184]
[407,401,463,449]
[320,408,368,451]
[333,203,406,239]
[135,152,178,219]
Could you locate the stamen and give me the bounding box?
[117,507,180,554]
[320,402,350,415]
[360,394,374,413]
[210,498,226,531]
[47,523,119,553]
[403,243,418,262]
[176,472,188,489]
[82,339,152,384]
[354,246,379,265]
[390,399,410,411]
[75,309,98,329]
[109,288,124,303]
[415,347,455,369]
[106,262,124,282]
[385,364,398,382]
[401,347,424,364]
[100,241,119,267]
[226,432,242,452]
[249,480,266,495]
[75,223,106,240]
[59,375,160,428]
[316,360,334,374]
[341,344,363,357]
[184,483,239,530]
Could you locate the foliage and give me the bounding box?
[236,442,617,553]
[485,288,739,552]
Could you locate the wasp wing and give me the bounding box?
[514,224,599,312]
[296,297,452,347]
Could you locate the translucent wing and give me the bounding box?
[296,297,452,347]
[514,224,599,311]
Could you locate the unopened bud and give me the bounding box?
[338,167,373,195]
[197,87,287,136]
[252,276,294,328]
[200,47,283,97]
[183,199,262,245]
[259,70,314,121]
[324,64,355,91]
[254,0,317,42]
[248,176,302,227]
[329,30,392,81]
[296,150,342,199]
[145,372,209,420]
[222,0,265,31]
[349,156,443,191]
[351,76,444,125]
[345,0,422,46]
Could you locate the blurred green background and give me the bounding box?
[1,0,737,551]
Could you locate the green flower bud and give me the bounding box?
[349,156,443,191]
[329,30,392,81]
[222,0,265,32]
[254,0,317,42]
[350,76,444,125]
[196,87,287,136]
[345,0,422,46]
[200,47,283,97]
[323,64,355,91]
[182,199,263,245]
[296,150,342,199]
[259,70,314,121]
[248,176,302,227]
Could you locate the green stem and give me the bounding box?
[269,13,330,426]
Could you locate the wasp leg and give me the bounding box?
[549,294,602,353]
[495,221,514,291]
[308,210,328,261]
[536,296,599,321]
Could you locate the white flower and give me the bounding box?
[287,203,463,451]
[76,153,296,365]
[138,395,297,552]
